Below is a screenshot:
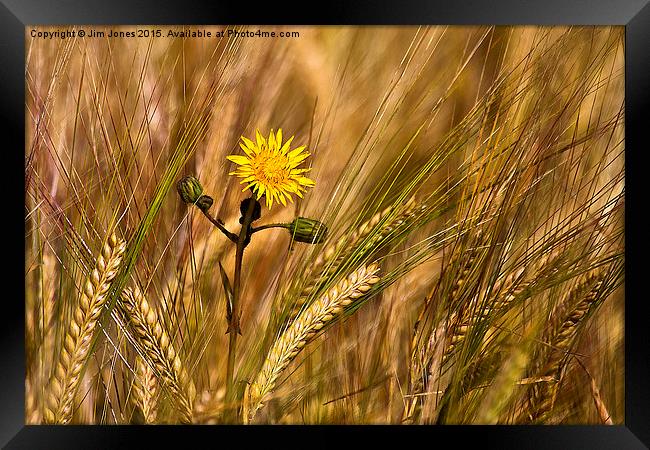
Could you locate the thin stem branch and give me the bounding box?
[201,209,238,242]
[250,222,290,234]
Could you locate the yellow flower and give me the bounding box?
[227,129,315,209]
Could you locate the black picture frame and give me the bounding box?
[3,1,648,448]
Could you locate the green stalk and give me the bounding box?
[250,222,290,234]
[225,195,257,409]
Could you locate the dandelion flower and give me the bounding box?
[227,129,315,209]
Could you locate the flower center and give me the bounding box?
[254,149,289,186]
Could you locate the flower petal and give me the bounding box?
[278,191,287,206]
[235,167,254,176]
[241,136,257,152]
[288,152,310,167]
[279,136,295,154]
[227,155,252,166]
[290,168,311,175]
[256,129,266,149]
[276,129,283,148]
[238,175,257,183]
[296,176,316,186]
[241,181,258,192]
[239,142,255,157]
[283,182,298,193]
[288,146,307,159]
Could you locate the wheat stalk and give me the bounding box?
[248,263,381,423]
[132,356,159,424]
[118,287,196,423]
[43,233,126,424]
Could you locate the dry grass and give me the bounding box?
[25,25,624,424]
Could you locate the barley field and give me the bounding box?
[25,25,624,425]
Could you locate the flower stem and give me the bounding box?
[225,195,257,411]
[200,209,238,242]
[250,222,290,234]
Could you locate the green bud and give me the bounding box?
[177,175,203,204]
[196,195,214,212]
[288,217,328,244]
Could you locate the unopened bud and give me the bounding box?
[196,195,214,212]
[177,175,203,204]
[288,217,328,244]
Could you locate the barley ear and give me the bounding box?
[132,356,159,424]
[523,273,604,422]
[43,233,126,424]
[287,197,417,324]
[249,263,381,422]
[118,287,196,423]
